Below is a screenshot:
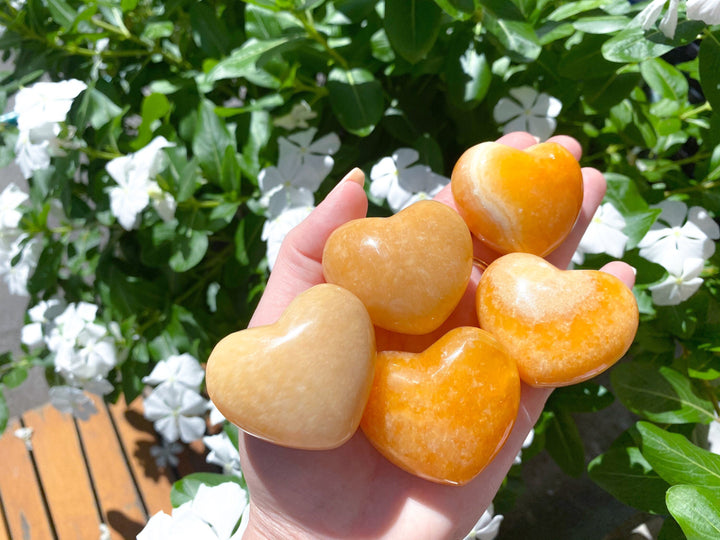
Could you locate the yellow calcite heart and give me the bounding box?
[205,284,376,450]
[322,200,473,335]
[360,326,520,485]
[451,141,583,256]
[476,253,639,387]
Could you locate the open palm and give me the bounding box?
[239,132,636,540]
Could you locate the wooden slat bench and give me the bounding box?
[0,394,213,539]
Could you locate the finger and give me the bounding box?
[249,168,368,327]
[546,166,606,269]
[601,261,636,289]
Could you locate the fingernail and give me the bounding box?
[630,266,637,276]
[342,167,365,187]
[532,136,541,144]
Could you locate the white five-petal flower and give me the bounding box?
[637,0,680,38]
[258,128,339,218]
[14,79,87,131]
[493,86,562,141]
[369,148,448,213]
[638,200,719,275]
[0,183,29,229]
[648,257,705,305]
[138,482,248,540]
[260,205,314,270]
[143,384,208,443]
[573,202,629,265]
[464,503,504,540]
[106,136,175,230]
[273,100,317,130]
[142,353,205,392]
[203,432,243,477]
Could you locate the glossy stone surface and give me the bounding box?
[477,253,639,387]
[205,284,376,450]
[322,200,473,335]
[451,141,583,256]
[361,326,520,485]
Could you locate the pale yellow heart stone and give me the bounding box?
[205,284,376,450]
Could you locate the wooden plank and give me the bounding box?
[77,394,147,539]
[22,405,102,539]
[108,396,175,517]
[0,418,55,540]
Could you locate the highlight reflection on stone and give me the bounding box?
[322,200,473,335]
[206,284,376,450]
[477,253,639,387]
[361,326,520,485]
[451,141,583,256]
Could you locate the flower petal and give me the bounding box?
[493,97,523,124]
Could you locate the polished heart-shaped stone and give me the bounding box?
[322,200,473,335]
[451,141,583,256]
[360,326,520,485]
[205,284,376,450]
[477,253,639,387]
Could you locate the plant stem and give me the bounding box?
[294,10,349,70]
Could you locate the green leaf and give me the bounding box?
[432,0,475,20]
[544,410,585,477]
[192,100,234,184]
[477,0,525,20]
[0,389,7,434]
[133,93,171,150]
[46,0,75,28]
[206,37,303,84]
[171,473,247,508]
[235,212,265,266]
[572,15,629,34]
[588,445,670,514]
[602,27,674,63]
[220,146,242,193]
[699,31,720,112]
[637,422,720,487]
[483,14,541,62]
[3,366,28,389]
[667,485,720,540]
[548,0,615,21]
[190,3,231,58]
[169,230,209,272]
[612,363,716,424]
[84,88,123,130]
[27,240,63,295]
[640,58,688,102]
[327,68,384,137]
[384,0,443,64]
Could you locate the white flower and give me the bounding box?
[143,384,208,443]
[49,386,97,420]
[464,504,504,540]
[493,86,562,141]
[21,298,65,348]
[638,200,719,274]
[0,183,28,229]
[138,482,248,540]
[573,202,629,265]
[261,205,314,270]
[147,181,176,222]
[687,0,720,24]
[106,136,174,230]
[208,402,227,427]
[709,417,720,455]
[142,353,205,392]
[513,428,536,466]
[54,324,117,392]
[637,0,680,38]
[14,426,34,450]
[369,148,448,213]
[203,432,242,477]
[0,236,41,296]
[99,523,111,540]
[258,128,339,218]
[47,301,100,351]
[648,257,705,305]
[14,79,87,131]
[150,440,184,468]
[273,100,317,130]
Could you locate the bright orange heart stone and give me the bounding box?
[451,141,583,256]
[206,284,376,450]
[360,326,520,485]
[476,253,639,387]
[322,200,473,335]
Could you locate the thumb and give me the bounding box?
[250,168,368,327]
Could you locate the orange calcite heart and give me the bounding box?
[451,141,583,256]
[360,326,520,485]
[322,200,473,335]
[477,253,639,387]
[205,284,376,450]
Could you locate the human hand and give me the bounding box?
[239,132,636,540]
